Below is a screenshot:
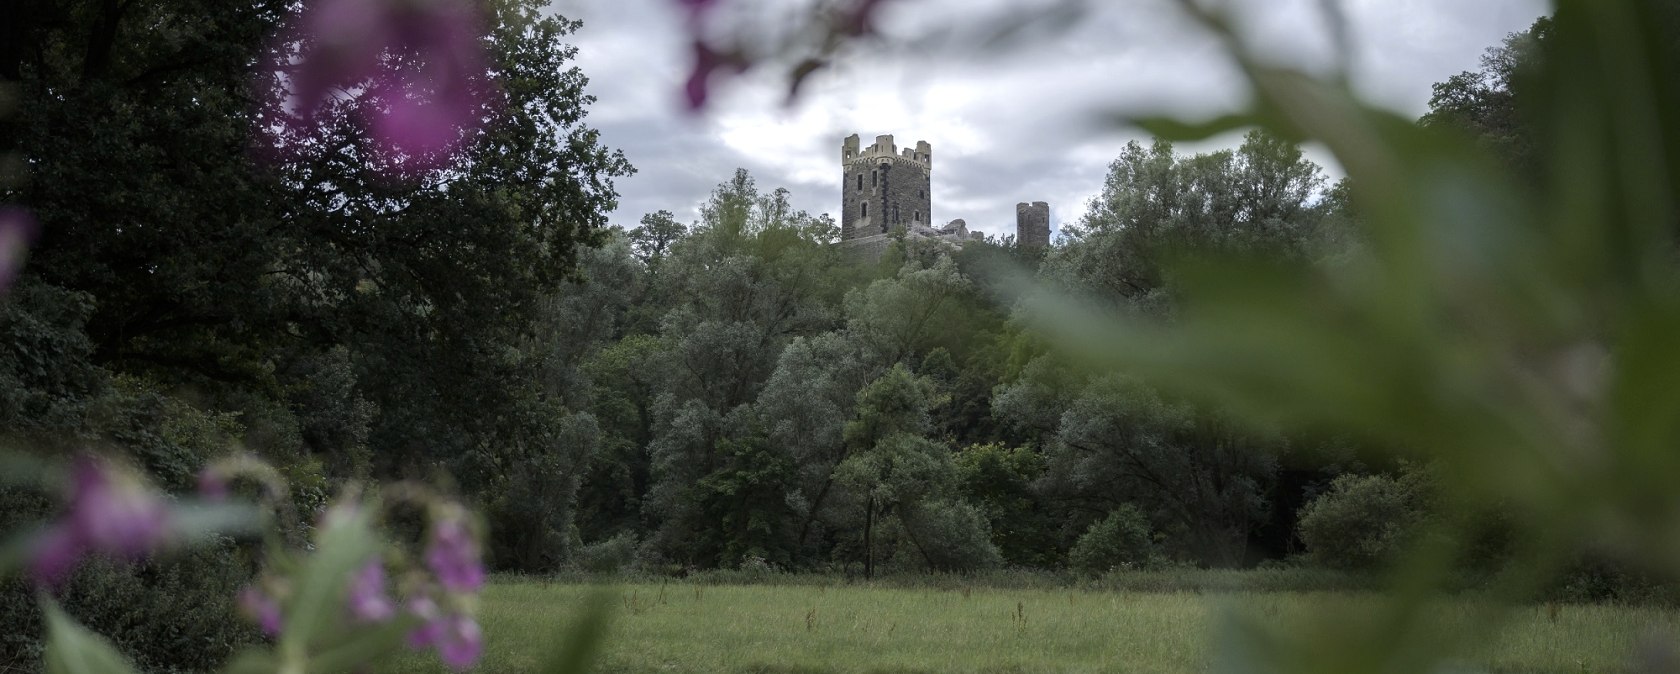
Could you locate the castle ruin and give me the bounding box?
[837,133,1049,259]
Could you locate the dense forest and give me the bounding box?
[1,0,1629,666]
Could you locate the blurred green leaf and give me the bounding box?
[279,506,379,664]
[168,502,262,542]
[1129,114,1265,142]
[42,599,140,674]
[539,590,615,674]
[221,650,278,674]
[310,615,415,672]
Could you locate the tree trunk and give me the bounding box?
[864,496,875,579]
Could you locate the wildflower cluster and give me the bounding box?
[232,485,489,671]
[27,455,173,588]
[7,449,490,671]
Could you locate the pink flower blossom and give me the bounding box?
[404,593,482,670]
[69,456,170,558]
[424,513,484,593]
[838,0,892,37]
[266,0,495,175]
[683,40,748,111]
[435,613,483,671]
[28,455,171,588]
[0,207,39,295]
[674,0,721,20]
[196,466,229,502]
[240,585,285,637]
[406,594,444,649]
[27,528,83,588]
[347,560,396,622]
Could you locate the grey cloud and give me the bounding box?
[560,0,1549,240]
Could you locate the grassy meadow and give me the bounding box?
[380,576,1680,674]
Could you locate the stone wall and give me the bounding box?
[1016,201,1050,248]
[841,134,932,241]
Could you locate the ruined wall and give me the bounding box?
[841,134,932,241]
[1016,201,1050,248]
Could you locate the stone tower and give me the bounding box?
[841,134,932,241]
[1016,201,1050,248]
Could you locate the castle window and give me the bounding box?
[872,171,878,187]
[913,210,919,223]
[862,202,868,218]
[857,174,863,191]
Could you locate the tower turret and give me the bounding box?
[1016,201,1050,248]
[840,133,932,241]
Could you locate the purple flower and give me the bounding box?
[27,528,82,588]
[266,0,495,175]
[838,0,892,37]
[683,40,748,111]
[69,456,170,558]
[674,0,722,22]
[424,513,484,593]
[404,593,482,671]
[435,613,483,671]
[0,207,39,295]
[28,455,171,588]
[240,585,284,637]
[406,594,444,649]
[196,466,229,502]
[347,560,396,622]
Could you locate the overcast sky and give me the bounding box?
[551,0,1549,238]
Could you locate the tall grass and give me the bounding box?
[379,578,1680,673]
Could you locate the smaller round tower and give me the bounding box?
[1016,202,1050,248]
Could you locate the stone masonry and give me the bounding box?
[838,133,1048,258]
[841,134,933,240]
[1016,201,1050,248]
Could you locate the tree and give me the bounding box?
[1068,505,1160,574]
[997,368,1277,567]
[628,210,687,270]
[4,0,633,584]
[1048,131,1328,312]
[638,169,852,566]
[1296,473,1420,570]
[1419,18,1551,178]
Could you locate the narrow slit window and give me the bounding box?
[857,174,863,191]
[872,171,878,187]
[862,202,868,218]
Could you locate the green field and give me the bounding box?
[380,578,1680,673]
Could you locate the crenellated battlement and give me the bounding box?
[841,133,931,169]
[839,132,1046,253]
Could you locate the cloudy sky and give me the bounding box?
[551,0,1549,238]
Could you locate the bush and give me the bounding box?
[0,470,257,673]
[575,532,640,574]
[899,499,1004,573]
[0,544,257,674]
[1069,505,1160,575]
[1296,474,1418,570]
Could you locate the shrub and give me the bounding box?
[575,532,640,574]
[0,544,256,674]
[1296,474,1418,570]
[1068,505,1159,575]
[899,499,1004,573]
